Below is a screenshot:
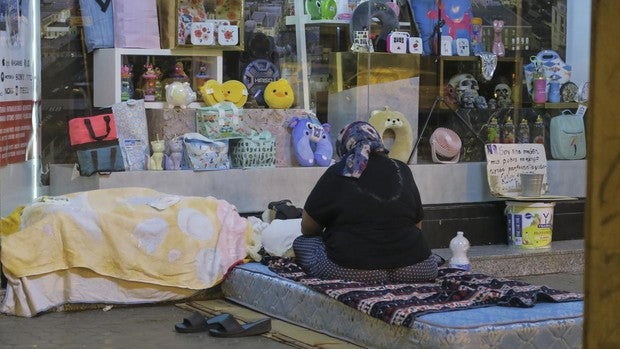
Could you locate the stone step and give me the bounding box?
[434,239,584,277]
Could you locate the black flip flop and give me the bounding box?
[174,312,232,333]
[208,316,271,338]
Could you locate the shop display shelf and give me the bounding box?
[93,48,224,108]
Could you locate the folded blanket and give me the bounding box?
[264,257,583,328]
[1,188,251,290]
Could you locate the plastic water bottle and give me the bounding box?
[449,231,471,271]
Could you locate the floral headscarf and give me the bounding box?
[336,121,388,178]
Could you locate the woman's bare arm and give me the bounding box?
[301,210,323,236]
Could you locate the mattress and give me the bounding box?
[221,262,583,349]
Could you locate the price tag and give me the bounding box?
[575,104,587,117]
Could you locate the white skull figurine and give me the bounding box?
[494,83,511,99]
[448,73,479,104]
[494,83,512,108]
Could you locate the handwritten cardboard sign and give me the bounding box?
[484,143,548,196]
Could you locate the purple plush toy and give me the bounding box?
[288,115,333,167]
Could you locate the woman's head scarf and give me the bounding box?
[336,121,388,178]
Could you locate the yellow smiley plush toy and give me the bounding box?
[264,78,294,109]
[221,80,249,108]
[200,80,225,106]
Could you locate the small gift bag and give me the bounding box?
[181,133,230,170]
[196,102,251,139]
[230,131,276,168]
[112,0,160,49]
[111,99,150,170]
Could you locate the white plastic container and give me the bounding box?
[505,201,555,248]
[449,231,471,271]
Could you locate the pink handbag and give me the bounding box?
[68,113,118,147]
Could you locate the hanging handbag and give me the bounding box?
[182,133,230,170]
[76,144,125,176]
[550,109,586,160]
[68,113,118,147]
[79,0,115,53]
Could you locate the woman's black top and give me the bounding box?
[304,154,432,269]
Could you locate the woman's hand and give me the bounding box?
[301,210,323,236]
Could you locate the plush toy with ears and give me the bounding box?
[288,115,332,167]
[368,106,413,163]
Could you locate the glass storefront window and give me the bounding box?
[7,0,591,188]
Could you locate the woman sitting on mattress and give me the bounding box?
[293,121,438,284]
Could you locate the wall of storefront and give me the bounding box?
[0,1,591,221]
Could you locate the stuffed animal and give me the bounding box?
[368,106,413,163]
[305,0,322,20]
[288,115,332,167]
[410,0,473,55]
[221,80,249,108]
[200,80,225,106]
[264,78,294,109]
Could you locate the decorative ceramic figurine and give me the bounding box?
[492,19,505,57]
[170,61,189,83]
[164,138,183,170]
[120,64,134,101]
[194,63,210,99]
[148,140,165,170]
[165,81,196,109]
[494,83,512,108]
[142,63,158,102]
[154,67,164,101]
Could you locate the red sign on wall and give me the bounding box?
[0,100,33,166]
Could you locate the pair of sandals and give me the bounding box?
[174,311,271,337]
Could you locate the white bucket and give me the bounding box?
[505,201,555,248]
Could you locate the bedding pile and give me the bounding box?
[0,188,251,317]
[264,257,583,328]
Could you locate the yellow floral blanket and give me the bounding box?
[1,188,251,291]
